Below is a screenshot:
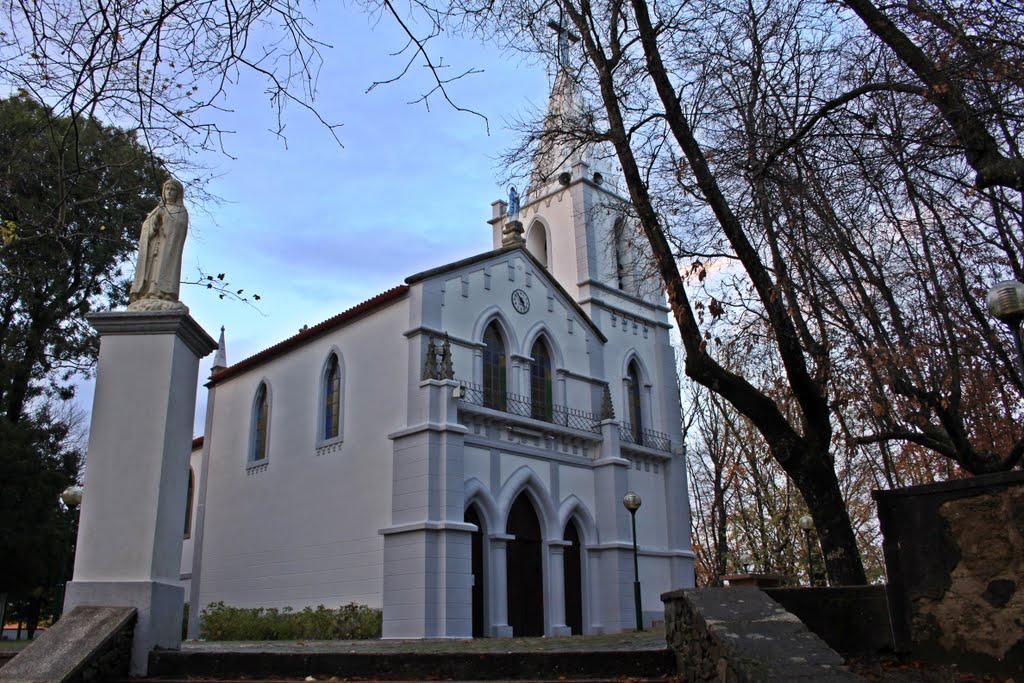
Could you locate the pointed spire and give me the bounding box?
[440,334,455,380]
[601,383,615,421]
[530,21,586,191]
[212,326,227,371]
[530,69,585,191]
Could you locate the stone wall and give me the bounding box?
[764,586,893,655]
[874,470,1024,677]
[662,587,862,682]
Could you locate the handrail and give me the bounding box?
[619,422,673,452]
[457,381,602,434]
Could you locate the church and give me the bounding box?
[180,68,695,640]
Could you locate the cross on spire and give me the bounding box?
[547,19,580,68]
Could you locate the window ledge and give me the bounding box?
[246,461,269,475]
[315,437,344,456]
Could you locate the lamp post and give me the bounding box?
[986,280,1024,374]
[622,491,643,632]
[798,515,815,587]
[51,485,83,622]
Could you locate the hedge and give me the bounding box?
[198,601,382,640]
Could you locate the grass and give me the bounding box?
[183,626,668,653]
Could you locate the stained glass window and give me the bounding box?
[627,361,642,442]
[530,338,553,421]
[324,354,341,440]
[483,323,507,410]
[253,383,269,461]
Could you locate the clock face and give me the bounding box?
[511,289,530,314]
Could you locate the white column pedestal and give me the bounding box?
[547,540,571,636]
[64,310,216,675]
[489,534,514,637]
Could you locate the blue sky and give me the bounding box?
[76,4,554,435]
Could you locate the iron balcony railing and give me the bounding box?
[619,423,673,452]
[458,381,602,434]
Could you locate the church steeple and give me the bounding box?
[212,326,227,372]
[530,22,585,192]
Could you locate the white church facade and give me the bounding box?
[181,73,695,639]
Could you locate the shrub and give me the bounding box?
[198,601,382,641]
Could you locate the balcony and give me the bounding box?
[618,423,673,452]
[457,381,602,434]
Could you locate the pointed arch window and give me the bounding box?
[614,218,632,293]
[527,221,549,268]
[627,361,643,442]
[530,337,553,421]
[323,353,342,441]
[482,322,507,410]
[252,383,270,462]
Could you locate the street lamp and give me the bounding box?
[622,491,643,632]
[51,485,83,622]
[987,280,1024,374]
[798,515,815,587]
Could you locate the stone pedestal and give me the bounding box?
[64,310,216,675]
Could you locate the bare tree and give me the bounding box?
[443,0,1022,585]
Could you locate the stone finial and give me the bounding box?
[601,383,615,420]
[211,326,227,371]
[440,334,455,380]
[423,336,439,381]
[502,219,525,247]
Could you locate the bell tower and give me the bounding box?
[488,41,661,314]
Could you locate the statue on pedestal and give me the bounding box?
[128,179,188,311]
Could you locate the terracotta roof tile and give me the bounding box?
[208,285,409,386]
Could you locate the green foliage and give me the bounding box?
[0,413,80,597]
[0,93,165,423]
[0,93,155,600]
[198,602,382,641]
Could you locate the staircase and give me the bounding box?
[120,637,678,682]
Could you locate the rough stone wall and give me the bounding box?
[662,587,862,682]
[916,487,1024,662]
[874,471,1024,676]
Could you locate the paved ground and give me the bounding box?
[179,629,668,654]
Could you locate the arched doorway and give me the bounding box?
[563,521,583,635]
[506,492,544,636]
[464,505,485,637]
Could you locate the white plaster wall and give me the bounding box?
[437,255,595,387]
[558,465,596,519]
[464,446,490,489]
[195,298,409,612]
[627,465,669,545]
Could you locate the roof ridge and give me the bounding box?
[209,284,409,385]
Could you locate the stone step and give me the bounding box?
[141,649,677,681]
[118,679,678,683]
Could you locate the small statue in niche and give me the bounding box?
[128,178,189,311]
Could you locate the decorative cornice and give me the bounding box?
[87,310,218,358]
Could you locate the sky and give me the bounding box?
[74,4,554,436]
